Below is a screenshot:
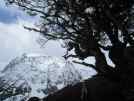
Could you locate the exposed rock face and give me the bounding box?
[0,53,93,101]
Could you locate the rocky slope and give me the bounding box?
[0,53,94,101]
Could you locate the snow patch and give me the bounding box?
[0,53,94,101]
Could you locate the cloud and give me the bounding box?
[0,18,66,69]
[0,0,22,23]
[0,20,38,60]
[0,0,65,70]
[0,0,37,24]
[0,0,66,69]
[0,7,18,23]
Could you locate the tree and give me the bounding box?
[5,0,134,101]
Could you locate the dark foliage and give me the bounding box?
[5,0,134,68]
[5,0,134,101]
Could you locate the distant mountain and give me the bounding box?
[0,53,95,101]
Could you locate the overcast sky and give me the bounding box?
[0,0,67,70]
[0,0,113,75]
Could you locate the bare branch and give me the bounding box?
[73,60,96,69]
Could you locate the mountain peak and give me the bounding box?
[0,53,88,101]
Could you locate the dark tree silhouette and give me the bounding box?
[5,0,134,101]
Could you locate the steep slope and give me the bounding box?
[0,53,93,101]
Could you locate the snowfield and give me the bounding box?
[0,53,95,101]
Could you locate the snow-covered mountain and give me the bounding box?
[0,53,95,101]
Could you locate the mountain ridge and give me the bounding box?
[0,53,95,101]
